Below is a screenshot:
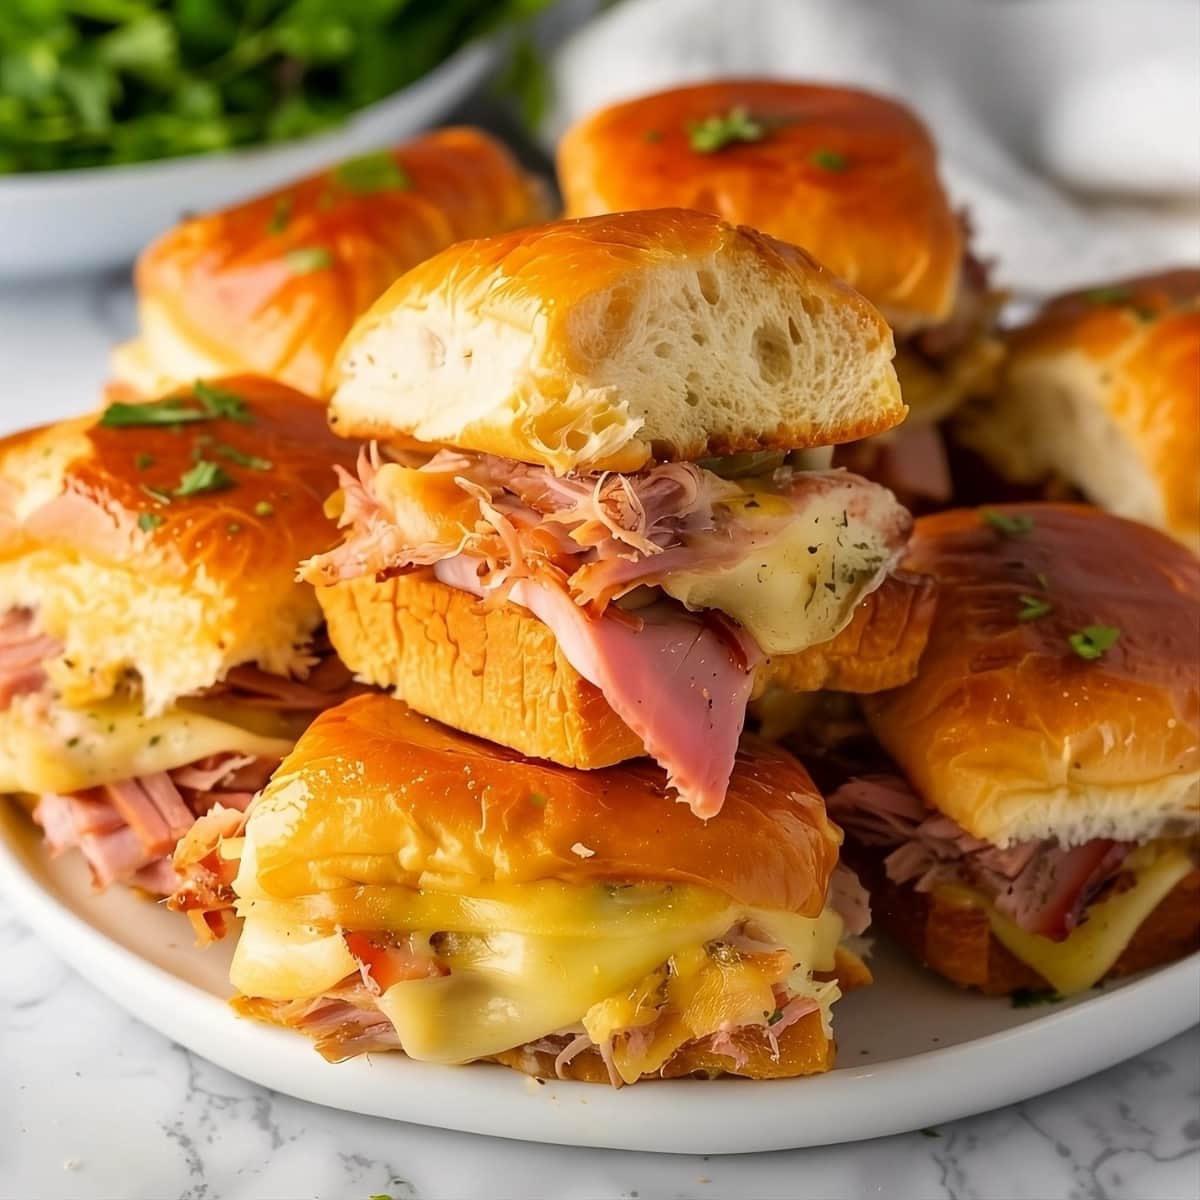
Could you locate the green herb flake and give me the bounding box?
[148,735,161,748]
[644,128,663,143]
[981,509,1034,537]
[66,736,80,749]
[192,381,253,424]
[686,106,764,154]
[1085,286,1131,306]
[528,792,548,808]
[134,453,155,470]
[1011,988,1064,1009]
[286,246,333,274]
[217,444,272,471]
[1034,571,1050,590]
[1017,594,1053,622]
[174,460,234,498]
[1068,624,1120,661]
[137,511,164,532]
[766,1008,784,1026]
[811,148,849,172]
[334,152,410,195]
[268,195,293,235]
[100,399,209,429]
[254,500,275,517]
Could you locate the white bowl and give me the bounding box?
[0,38,499,280]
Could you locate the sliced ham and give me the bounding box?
[220,657,357,711]
[0,608,59,710]
[828,774,1133,941]
[828,863,872,937]
[104,774,194,858]
[436,556,759,818]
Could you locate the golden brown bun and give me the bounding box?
[956,269,1200,551]
[857,854,1200,995]
[242,693,841,916]
[558,80,962,330]
[0,377,358,711]
[329,209,904,473]
[113,128,548,398]
[863,504,1200,847]
[317,570,936,769]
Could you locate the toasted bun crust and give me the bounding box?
[0,377,357,711]
[242,694,841,915]
[558,80,962,330]
[113,129,548,398]
[317,570,935,768]
[329,209,904,473]
[858,855,1200,995]
[957,269,1200,551]
[863,505,1200,847]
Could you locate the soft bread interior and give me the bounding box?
[331,214,904,473]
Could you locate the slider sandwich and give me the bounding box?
[0,378,361,936]
[956,269,1200,551]
[557,80,1004,506]
[112,128,548,399]
[829,505,1199,996]
[302,208,937,817]
[229,694,871,1084]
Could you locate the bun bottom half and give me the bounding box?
[856,856,1200,995]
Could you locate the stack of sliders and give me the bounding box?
[557,79,1004,508]
[828,504,1200,996]
[0,378,361,938]
[955,269,1200,551]
[226,208,937,1083]
[112,127,548,400]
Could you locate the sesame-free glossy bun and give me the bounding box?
[956,269,1200,551]
[328,208,904,473]
[0,377,357,711]
[239,694,842,916]
[862,504,1200,847]
[558,80,962,330]
[113,128,548,398]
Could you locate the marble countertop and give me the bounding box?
[1,275,1198,1200]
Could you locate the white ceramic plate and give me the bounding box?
[2,804,1196,1154]
[0,39,498,280]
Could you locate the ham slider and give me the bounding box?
[111,128,548,399]
[228,694,871,1084]
[956,269,1200,551]
[828,505,1200,996]
[0,377,363,934]
[557,80,1005,506]
[301,208,936,819]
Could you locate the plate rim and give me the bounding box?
[2,806,1197,1155]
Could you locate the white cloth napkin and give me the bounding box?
[546,0,1200,301]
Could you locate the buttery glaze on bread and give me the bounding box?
[317,568,936,768]
[240,693,841,916]
[558,80,963,330]
[113,128,548,398]
[862,504,1200,848]
[329,209,905,473]
[856,854,1200,995]
[0,377,359,711]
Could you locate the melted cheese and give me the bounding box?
[230,880,844,1065]
[937,843,1194,995]
[660,482,897,656]
[0,693,298,794]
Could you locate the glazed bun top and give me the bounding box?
[557,80,963,331]
[329,208,904,474]
[863,504,1200,847]
[238,694,842,916]
[113,128,548,398]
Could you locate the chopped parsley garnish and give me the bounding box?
[644,128,663,143]
[811,148,848,172]
[174,460,233,498]
[134,453,155,470]
[686,106,764,153]
[66,736,80,748]
[286,246,333,274]
[766,1008,784,1026]
[1017,594,1053,622]
[1010,988,1063,1009]
[267,195,293,235]
[981,509,1034,537]
[216,445,272,471]
[1068,624,1120,661]
[528,792,548,808]
[334,151,410,194]
[100,381,252,428]
[137,512,164,532]
[191,381,253,423]
[254,500,275,517]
